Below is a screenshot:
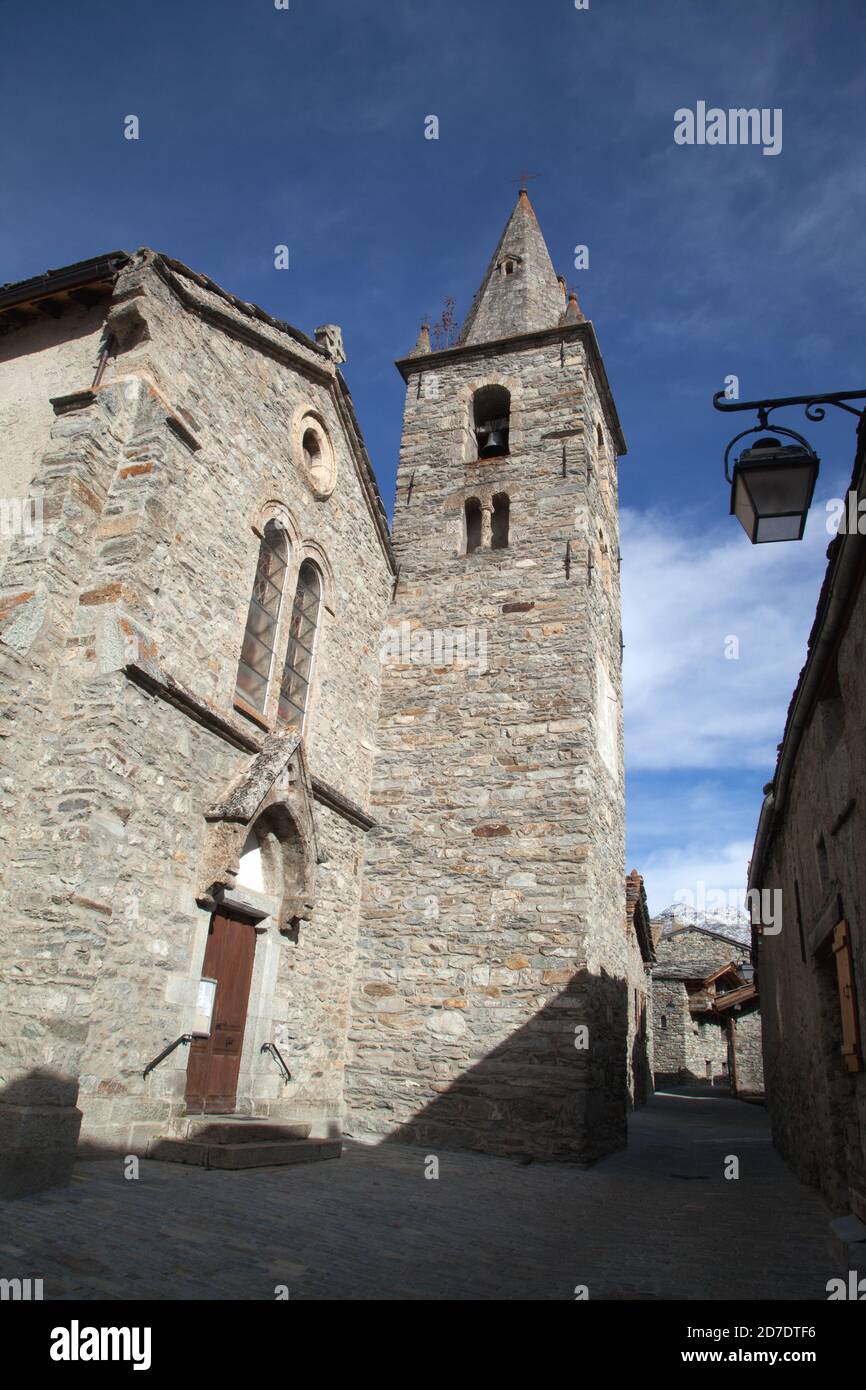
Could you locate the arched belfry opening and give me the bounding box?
[465,497,483,554]
[491,493,510,549]
[473,385,511,458]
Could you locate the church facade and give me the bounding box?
[0,194,634,1195]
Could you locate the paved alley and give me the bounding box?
[0,1091,834,1300]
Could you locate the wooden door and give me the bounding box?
[185,912,257,1114]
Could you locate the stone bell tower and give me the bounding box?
[346,191,630,1162]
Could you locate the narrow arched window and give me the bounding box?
[596,422,605,453]
[277,561,322,733]
[235,520,288,714]
[465,498,482,554]
[473,385,510,458]
[491,493,510,549]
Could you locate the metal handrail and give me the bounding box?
[143,1033,200,1078]
[260,1041,292,1085]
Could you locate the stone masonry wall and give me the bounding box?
[346,326,628,1162]
[0,252,393,1168]
[654,926,751,975]
[0,304,107,572]
[652,980,730,1087]
[732,1006,764,1097]
[652,931,751,1087]
[685,1012,729,1086]
[652,979,690,1083]
[758,570,866,1218]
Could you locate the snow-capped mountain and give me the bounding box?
[652,902,752,946]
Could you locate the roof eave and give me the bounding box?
[0,252,131,313]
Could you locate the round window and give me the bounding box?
[296,414,336,498]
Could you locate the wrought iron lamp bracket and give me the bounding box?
[720,420,815,485]
[713,389,866,484]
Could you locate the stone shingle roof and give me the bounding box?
[652,962,723,982]
[458,190,565,347]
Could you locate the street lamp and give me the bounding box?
[713,388,866,544]
[729,435,819,544]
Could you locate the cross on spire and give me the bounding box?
[511,168,541,191]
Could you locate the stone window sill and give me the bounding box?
[233,696,272,733]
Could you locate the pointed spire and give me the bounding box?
[409,320,431,357]
[561,289,585,324]
[458,190,565,347]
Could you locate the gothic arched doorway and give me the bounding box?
[184,909,258,1114]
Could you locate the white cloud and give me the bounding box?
[637,838,755,920]
[621,500,831,772]
[621,495,843,913]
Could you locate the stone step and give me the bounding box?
[148,1137,341,1170]
[209,1139,341,1170]
[178,1118,312,1145]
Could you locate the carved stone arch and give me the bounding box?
[298,539,335,615]
[250,496,301,553]
[245,792,316,941]
[465,370,520,403]
[197,732,318,939]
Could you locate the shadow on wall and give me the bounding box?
[369,970,631,1165]
[654,1069,731,1091]
[630,1020,653,1109]
[6,974,638,1194]
[0,1068,85,1200]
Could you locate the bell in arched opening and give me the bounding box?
[473,385,511,459]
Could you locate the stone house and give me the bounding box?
[0,192,635,1192]
[651,921,763,1097]
[713,979,764,1099]
[749,419,866,1222]
[625,870,654,1107]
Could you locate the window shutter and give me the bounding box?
[832,920,862,1074]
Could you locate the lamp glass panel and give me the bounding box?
[755,513,804,543]
[739,459,815,515]
[732,473,757,538]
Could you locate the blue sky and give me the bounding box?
[4,0,865,911]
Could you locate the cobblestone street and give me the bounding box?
[1,1091,833,1301]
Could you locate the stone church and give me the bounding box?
[0,192,640,1196]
